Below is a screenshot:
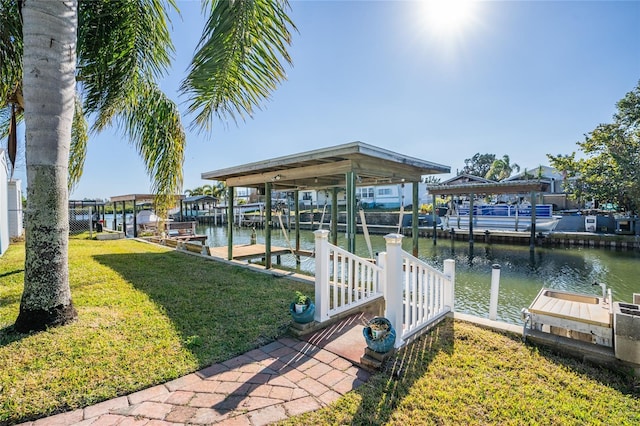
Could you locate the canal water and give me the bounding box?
[101,214,639,325]
[195,224,640,325]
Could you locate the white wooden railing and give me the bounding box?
[314,230,383,322]
[400,251,455,340]
[313,231,454,349]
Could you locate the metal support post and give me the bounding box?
[331,187,338,245]
[413,182,419,255]
[346,171,356,253]
[265,182,272,269]
[227,187,234,260]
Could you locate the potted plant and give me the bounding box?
[369,319,389,340]
[289,291,315,324]
[363,317,396,353]
[294,291,309,314]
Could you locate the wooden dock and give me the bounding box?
[209,243,293,261]
[528,288,611,328]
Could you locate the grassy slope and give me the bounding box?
[0,237,309,424]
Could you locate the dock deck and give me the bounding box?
[527,287,613,347]
[208,243,293,261]
[529,288,611,328]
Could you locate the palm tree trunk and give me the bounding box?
[15,0,78,332]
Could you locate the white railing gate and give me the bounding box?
[382,234,455,348]
[314,230,455,350]
[314,230,384,323]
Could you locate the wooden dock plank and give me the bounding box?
[529,288,611,327]
[208,243,292,261]
[569,301,581,319]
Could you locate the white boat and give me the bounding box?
[126,210,161,236]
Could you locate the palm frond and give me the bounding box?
[0,106,11,139]
[69,95,89,191]
[118,80,185,213]
[182,0,296,131]
[77,0,178,130]
[0,104,23,139]
[0,0,23,107]
[7,103,16,171]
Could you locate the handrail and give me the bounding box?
[326,243,383,317]
[400,251,452,339]
[314,230,454,349]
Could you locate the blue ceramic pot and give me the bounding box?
[363,317,396,353]
[289,301,315,324]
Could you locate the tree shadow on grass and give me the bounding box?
[93,250,303,366]
[0,268,24,313]
[0,269,23,279]
[345,317,456,425]
[0,292,21,312]
[0,325,28,347]
[303,319,639,425]
[0,268,26,348]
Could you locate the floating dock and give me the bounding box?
[207,243,315,263]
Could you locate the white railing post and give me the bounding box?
[314,230,330,322]
[384,233,404,348]
[489,264,501,321]
[377,252,387,300]
[443,259,455,312]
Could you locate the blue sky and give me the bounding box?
[14,0,640,200]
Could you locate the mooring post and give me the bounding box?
[112,202,117,230]
[529,190,537,250]
[489,264,501,321]
[468,193,475,245]
[432,193,437,246]
[443,259,456,312]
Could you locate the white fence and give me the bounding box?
[399,252,455,341]
[313,230,383,322]
[313,230,455,349]
[8,180,23,239]
[0,150,8,256]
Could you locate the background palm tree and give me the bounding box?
[1,0,296,332]
[185,187,203,196]
[485,155,520,181]
[202,184,214,196]
[212,181,228,205]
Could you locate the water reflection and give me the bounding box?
[196,224,640,325]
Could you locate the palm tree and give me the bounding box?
[202,184,214,197]
[1,0,295,332]
[212,180,228,205]
[485,155,520,181]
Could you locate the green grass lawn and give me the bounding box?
[0,236,310,424]
[279,318,640,425]
[1,237,638,425]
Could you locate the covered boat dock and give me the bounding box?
[110,193,184,237]
[426,180,551,249]
[201,141,450,267]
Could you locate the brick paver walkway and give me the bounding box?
[19,337,370,426]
